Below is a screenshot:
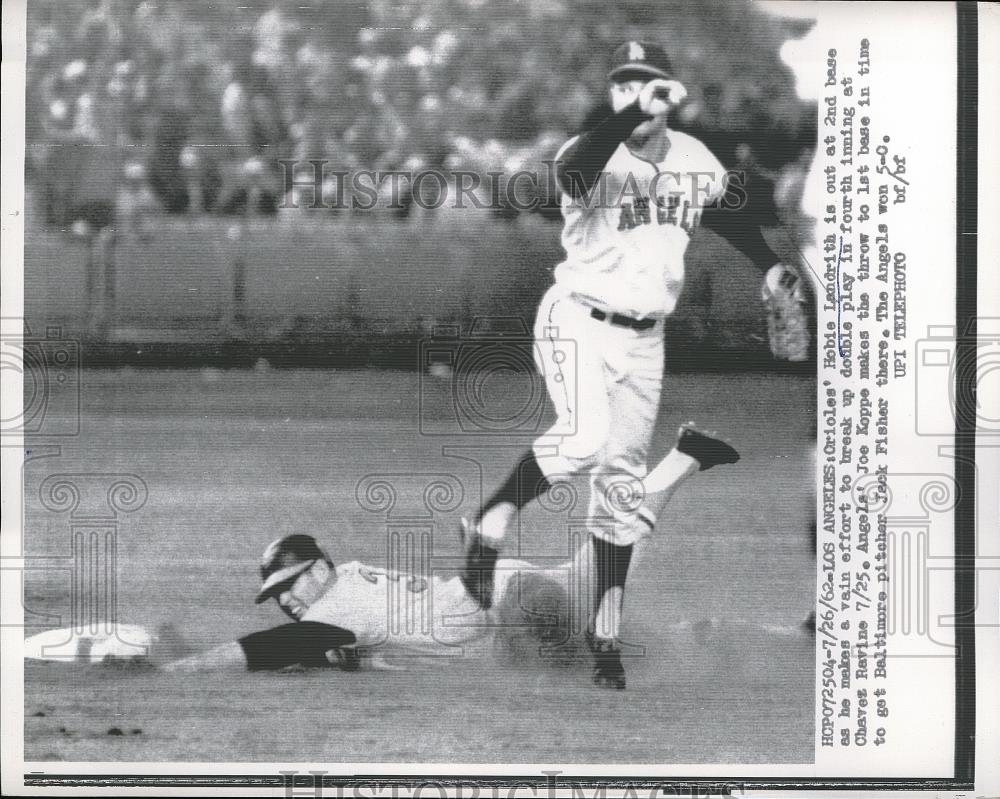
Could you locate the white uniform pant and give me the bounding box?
[532,284,663,546]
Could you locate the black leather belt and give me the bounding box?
[590,307,657,331]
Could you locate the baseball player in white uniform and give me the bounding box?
[162,533,596,672]
[461,41,799,689]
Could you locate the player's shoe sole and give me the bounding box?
[586,631,627,690]
[459,517,499,610]
[676,423,741,471]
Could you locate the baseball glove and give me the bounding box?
[762,263,810,362]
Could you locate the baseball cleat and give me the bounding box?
[586,631,627,690]
[676,423,741,471]
[459,517,499,610]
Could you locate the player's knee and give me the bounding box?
[592,470,646,520]
[589,521,649,550]
[558,421,609,463]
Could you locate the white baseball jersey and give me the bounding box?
[301,559,532,656]
[554,130,727,319]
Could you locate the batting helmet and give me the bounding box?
[255,534,334,604]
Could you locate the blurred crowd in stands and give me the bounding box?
[26,0,816,233]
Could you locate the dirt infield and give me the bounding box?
[23,367,815,763]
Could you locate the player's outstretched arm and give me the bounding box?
[699,204,783,274]
[556,102,651,200]
[163,621,358,673]
[556,79,686,200]
[701,206,809,314]
[163,641,247,672]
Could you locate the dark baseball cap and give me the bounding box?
[608,40,674,82]
[255,534,331,604]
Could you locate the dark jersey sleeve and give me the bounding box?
[556,101,652,200]
[700,206,781,272]
[238,621,357,671]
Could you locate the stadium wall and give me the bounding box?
[25,215,782,369]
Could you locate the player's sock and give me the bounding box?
[590,534,633,641]
[479,449,552,516]
[588,535,632,689]
[638,448,700,525]
[463,451,550,608]
[644,448,698,494]
[476,502,516,547]
[475,449,552,545]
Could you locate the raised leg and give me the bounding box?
[460,450,551,608]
